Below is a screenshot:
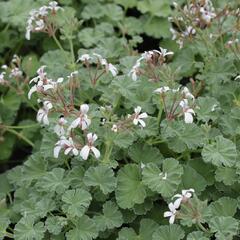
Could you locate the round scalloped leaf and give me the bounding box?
[142,159,183,197]
[62,188,92,218]
[215,166,238,185]
[116,164,146,209]
[65,215,98,240]
[14,217,45,240]
[45,216,67,235]
[202,136,237,167]
[128,143,163,165]
[208,197,237,217]
[209,216,239,240]
[83,166,117,194]
[93,201,123,232]
[187,231,208,240]
[117,227,137,240]
[35,168,69,194]
[152,224,185,240]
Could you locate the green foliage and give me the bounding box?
[1,0,240,239]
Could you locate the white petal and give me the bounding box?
[91,146,100,159]
[80,145,90,160]
[64,147,72,155]
[168,202,176,212]
[53,146,61,158]
[43,84,54,91]
[139,112,148,119]
[164,211,172,218]
[169,215,175,224]
[80,104,89,114]
[138,119,146,128]
[173,198,182,209]
[184,112,193,124]
[28,85,37,99]
[72,148,79,156]
[134,106,141,114]
[43,114,49,125]
[133,118,138,125]
[70,118,81,129]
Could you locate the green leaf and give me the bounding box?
[45,216,67,235]
[62,188,92,218]
[208,197,237,217]
[187,231,208,240]
[22,54,40,77]
[142,159,183,197]
[65,215,98,240]
[0,217,10,239]
[161,121,204,153]
[114,0,137,9]
[94,201,123,231]
[128,143,163,165]
[36,168,69,194]
[195,97,220,122]
[116,164,146,209]
[215,166,238,185]
[142,17,171,38]
[139,219,159,239]
[202,136,237,167]
[152,224,185,240]
[117,228,138,240]
[14,217,45,240]
[137,0,171,17]
[83,166,116,194]
[209,216,239,240]
[40,50,71,79]
[181,165,207,192]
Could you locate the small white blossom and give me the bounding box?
[36,101,53,125]
[129,61,140,81]
[164,202,179,224]
[133,106,148,128]
[172,189,195,208]
[159,47,174,57]
[9,68,23,78]
[1,65,8,70]
[107,63,118,77]
[69,104,91,131]
[179,99,195,124]
[154,86,170,94]
[54,117,67,136]
[111,124,118,132]
[54,137,78,158]
[78,54,92,62]
[181,87,194,100]
[0,72,6,84]
[80,133,100,160]
[48,1,63,12]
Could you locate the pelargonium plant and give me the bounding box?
[0,0,240,240]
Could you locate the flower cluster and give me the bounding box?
[169,1,216,48]
[25,1,63,40]
[78,53,118,77]
[154,86,196,123]
[28,66,63,99]
[110,106,148,133]
[129,48,173,81]
[164,189,195,224]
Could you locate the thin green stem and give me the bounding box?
[68,38,75,66]
[6,128,34,147]
[4,124,39,129]
[52,33,65,52]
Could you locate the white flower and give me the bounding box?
[179,99,195,124]
[54,117,67,136]
[159,47,174,57]
[181,87,194,100]
[54,137,78,158]
[164,202,178,224]
[108,63,118,77]
[0,72,6,84]
[129,61,140,81]
[69,104,91,130]
[9,68,23,78]
[78,54,91,62]
[35,19,45,31]
[172,189,194,208]
[36,101,53,125]
[183,26,196,36]
[48,1,63,12]
[1,65,8,70]
[154,86,170,94]
[111,124,118,132]
[133,106,148,128]
[28,66,60,99]
[80,133,100,160]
